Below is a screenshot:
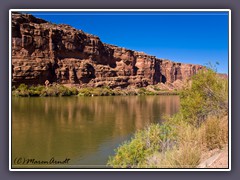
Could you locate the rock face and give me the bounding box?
[12,12,204,88]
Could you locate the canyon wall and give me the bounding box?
[12,12,204,88]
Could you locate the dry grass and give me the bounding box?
[145,122,201,168]
[145,114,228,168]
[200,115,228,150]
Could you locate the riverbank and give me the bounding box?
[107,69,229,168]
[12,83,180,97]
[12,95,180,168]
[198,144,228,168]
[107,114,228,168]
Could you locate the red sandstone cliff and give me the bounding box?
[12,12,204,88]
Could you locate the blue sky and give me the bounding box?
[26,11,229,74]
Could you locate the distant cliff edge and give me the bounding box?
[12,12,205,88]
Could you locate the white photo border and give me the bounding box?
[9,9,231,171]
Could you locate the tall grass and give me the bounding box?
[202,115,228,150]
[107,68,228,168]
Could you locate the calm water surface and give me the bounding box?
[12,96,180,168]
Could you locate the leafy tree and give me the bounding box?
[180,68,228,127]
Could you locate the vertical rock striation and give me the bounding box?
[12,12,204,88]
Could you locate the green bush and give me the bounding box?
[101,87,115,96]
[13,84,178,97]
[108,68,229,168]
[180,69,228,126]
[78,88,93,96]
[108,135,146,168]
[107,124,176,168]
[77,87,116,96]
[57,85,72,96]
[13,83,81,97]
[69,87,79,95]
[14,83,29,97]
[18,84,28,91]
[137,88,157,95]
[28,85,45,96]
[41,86,58,96]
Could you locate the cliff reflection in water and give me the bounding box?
[12,96,180,167]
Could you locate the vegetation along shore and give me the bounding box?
[12,68,228,168]
[11,12,229,169]
[12,83,180,97]
[107,68,228,168]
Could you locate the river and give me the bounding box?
[12,95,180,168]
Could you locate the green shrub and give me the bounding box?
[69,87,79,95]
[13,83,82,97]
[13,84,179,97]
[108,68,228,168]
[180,69,228,126]
[78,87,116,96]
[78,88,93,96]
[107,123,176,168]
[18,84,28,91]
[57,85,72,96]
[137,88,146,95]
[41,87,58,97]
[137,88,157,95]
[28,85,45,96]
[14,83,29,97]
[108,136,146,168]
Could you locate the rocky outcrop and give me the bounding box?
[12,12,204,88]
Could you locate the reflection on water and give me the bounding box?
[12,96,180,168]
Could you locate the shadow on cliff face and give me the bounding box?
[79,63,96,83]
[11,13,204,88]
[161,75,166,84]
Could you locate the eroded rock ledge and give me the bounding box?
[12,12,204,88]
